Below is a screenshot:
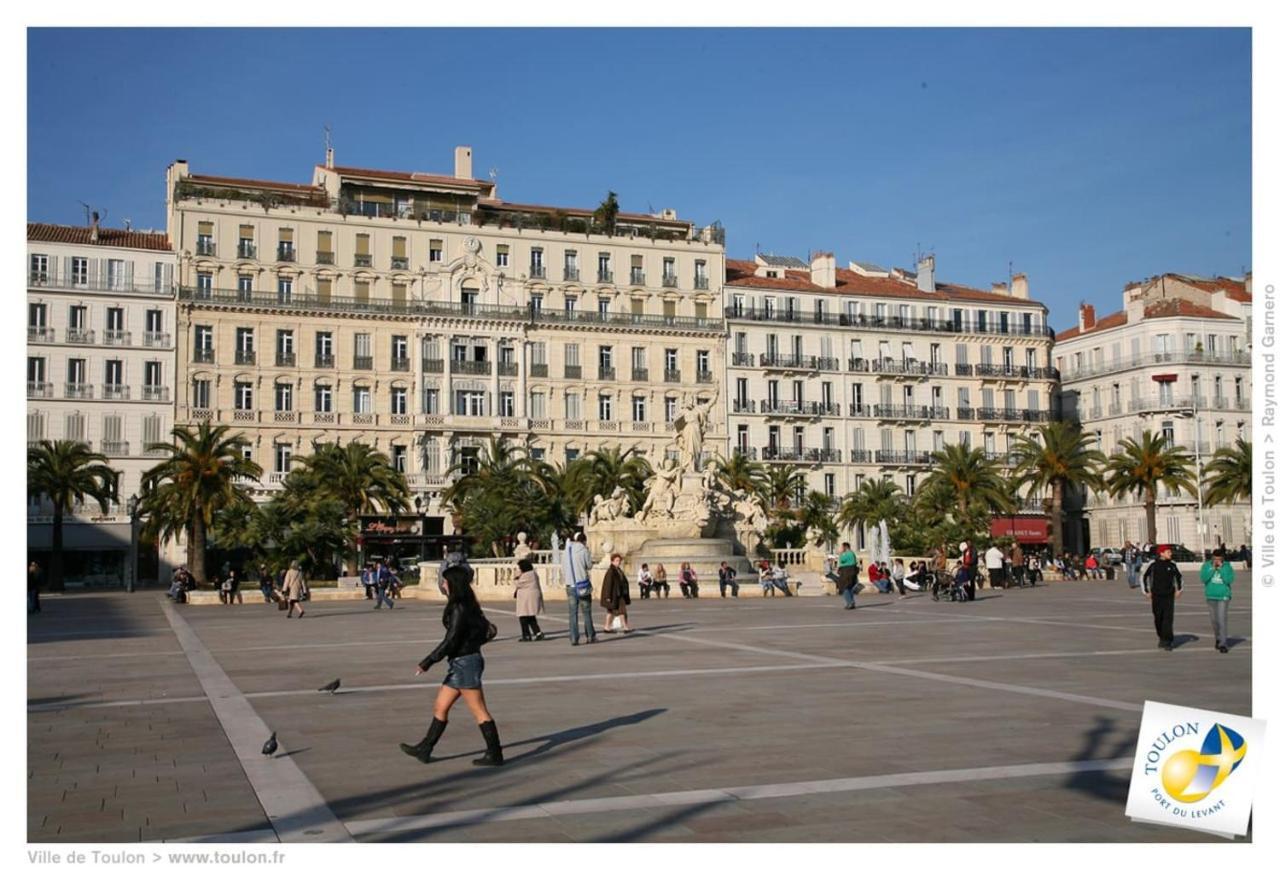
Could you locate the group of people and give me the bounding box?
[361,558,403,609]
[635,562,706,599]
[1140,545,1236,653]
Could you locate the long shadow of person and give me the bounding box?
[428,708,669,766]
[1063,715,1139,805]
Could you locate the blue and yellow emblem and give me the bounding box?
[1161,724,1247,803]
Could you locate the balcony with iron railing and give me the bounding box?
[64,383,93,399]
[275,352,296,367]
[530,264,546,279]
[873,404,943,421]
[733,446,758,459]
[597,269,614,284]
[696,369,714,383]
[102,441,130,456]
[103,330,131,346]
[143,385,170,402]
[354,254,372,267]
[391,256,409,270]
[733,399,757,414]
[313,353,334,368]
[694,275,710,290]
[1130,395,1196,414]
[196,239,216,256]
[235,349,256,365]
[237,241,256,259]
[353,355,374,370]
[391,356,411,372]
[66,329,94,344]
[497,361,519,377]
[761,446,842,464]
[531,362,548,377]
[28,326,54,343]
[872,358,947,377]
[563,267,580,282]
[102,384,129,400]
[144,331,170,348]
[316,251,335,265]
[598,366,617,381]
[848,357,872,373]
[454,359,490,375]
[630,269,645,286]
[732,351,755,366]
[193,347,214,363]
[662,273,678,288]
[728,306,1055,339]
[874,450,932,465]
[277,245,296,263]
[632,367,649,382]
[422,357,444,373]
[1061,349,1251,382]
[564,364,582,379]
[848,449,875,463]
[664,368,681,383]
[28,381,53,398]
[847,404,875,418]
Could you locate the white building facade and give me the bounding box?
[1056,273,1252,553]
[27,221,178,586]
[724,253,1056,544]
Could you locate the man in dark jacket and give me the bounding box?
[1142,544,1183,650]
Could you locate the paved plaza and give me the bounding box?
[27,577,1252,843]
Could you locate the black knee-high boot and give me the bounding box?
[400,717,447,763]
[472,720,504,766]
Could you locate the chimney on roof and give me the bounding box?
[810,251,837,289]
[1079,303,1096,332]
[90,211,100,243]
[991,281,1009,296]
[325,146,334,169]
[455,146,473,180]
[1011,272,1029,300]
[917,255,935,293]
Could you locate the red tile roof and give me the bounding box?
[482,200,689,225]
[1056,311,1129,342]
[1124,273,1251,303]
[725,259,1045,308]
[27,222,171,252]
[325,165,493,192]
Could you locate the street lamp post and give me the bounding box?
[414,495,426,564]
[126,494,139,594]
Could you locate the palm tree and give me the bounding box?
[562,446,652,519]
[762,464,805,515]
[1009,422,1107,557]
[1105,432,1198,543]
[294,440,410,519]
[711,452,767,496]
[27,440,119,592]
[139,423,261,586]
[922,443,1016,534]
[836,477,903,535]
[798,491,839,550]
[442,437,530,507]
[1204,438,1251,507]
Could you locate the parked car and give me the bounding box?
[1145,544,1199,563]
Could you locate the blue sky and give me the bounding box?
[27,27,1250,329]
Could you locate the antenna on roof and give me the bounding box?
[324,124,332,151]
[78,201,93,225]
[489,167,499,183]
[124,218,131,231]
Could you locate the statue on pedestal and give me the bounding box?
[733,492,769,558]
[638,459,681,522]
[512,531,532,562]
[589,486,631,526]
[672,392,716,472]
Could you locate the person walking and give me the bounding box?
[1142,544,1183,650]
[514,558,546,642]
[652,563,671,599]
[400,564,504,766]
[836,542,858,609]
[372,559,396,610]
[282,561,306,618]
[718,561,739,598]
[257,563,275,603]
[600,553,633,633]
[28,560,43,614]
[562,532,597,646]
[1010,543,1025,587]
[638,563,654,599]
[1122,541,1141,589]
[958,542,978,601]
[678,562,699,598]
[1200,548,1235,653]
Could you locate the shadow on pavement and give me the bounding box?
[1063,715,1138,805]
[26,593,164,645]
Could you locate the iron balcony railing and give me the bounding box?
[632,367,649,382]
[27,381,53,398]
[760,400,841,417]
[848,357,872,373]
[848,405,875,418]
[454,360,490,375]
[391,256,409,270]
[353,355,374,370]
[28,326,54,342]
[1130,395,1197,413]
[598,269,614,284]
[630,269,645,286]
[872,359,948,377]
[733,399,756,413]
[696,369,714,383]
[662,274,678,288]
[67,329,94,344]
[277,246,296,263]
[235,350,256,365]
[694,276,710,290]
[760,353,840,371]
[144,331,170,348]
[178,287,726,333]
[664,368,681,383]
[315,353,335,368]
[102,441,130,456]
[530,264,546,279]
[102,384,129,400]
[848,449,874,463]
[1062,350,1251,381]
[193,347,214,363]
[531,362,548,377]
[422,358,444,373]
[316,251,335,265]
[497,361,519,377]
[64,383,93,399]
[564,364,582,379]
[761,447,842,463]
[873,404,946,420]
[729,307,1055,339]
[354,254,372,267]
[733,446,758,459]
[196,239,216,256]
[276,352,296,367]
[143,385,169,402]
[563,267,580,282]
[874,450,932,465]
[237,242,256,259]
[391,356,411,372]
[598,367,617,381]
[732,351,755,366]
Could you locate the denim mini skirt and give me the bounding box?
[443,653,485,689]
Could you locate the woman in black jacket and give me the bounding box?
[400,565,504,766]
[600,553,633,633]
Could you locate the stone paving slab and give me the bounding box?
[28,579,1253,842]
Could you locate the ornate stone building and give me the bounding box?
[167,146,726,535]
[1056,273,1252,553]
[26,220,177,585]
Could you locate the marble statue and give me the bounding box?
[512,531,532,562]
[733,492,769,557]
[589,486,631,526]
[671,392,717,472]
[638,459,681,522]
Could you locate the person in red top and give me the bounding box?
[1084,553,1102,580]
[867,562,882,583]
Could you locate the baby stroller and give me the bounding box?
[930,569,969,602]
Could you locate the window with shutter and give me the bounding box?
[143,415,161,449]
[354,280,369,304]
[27,412,43,443]
[317,277,332,304]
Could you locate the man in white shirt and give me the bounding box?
[985,543,1005,588]
[561,532,597,646]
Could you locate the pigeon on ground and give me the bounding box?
[261,732,278,756]
[318,678,341,694]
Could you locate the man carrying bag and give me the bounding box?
[562,532,597,646]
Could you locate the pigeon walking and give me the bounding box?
[318,678,341,694]
[261,732,278,756]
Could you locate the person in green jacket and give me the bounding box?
[836,542,859,610]
[1200,548,1235,653]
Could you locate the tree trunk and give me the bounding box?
[49,505,66,593]
[1145,488,1158,543]
[1049,480,1064,557]
[188,512,207,587]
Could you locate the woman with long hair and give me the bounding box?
[400,562,504,766]
[514,558,546,641]
[600,553,633,633]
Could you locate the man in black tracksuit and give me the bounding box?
[1142,545,1183,650]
